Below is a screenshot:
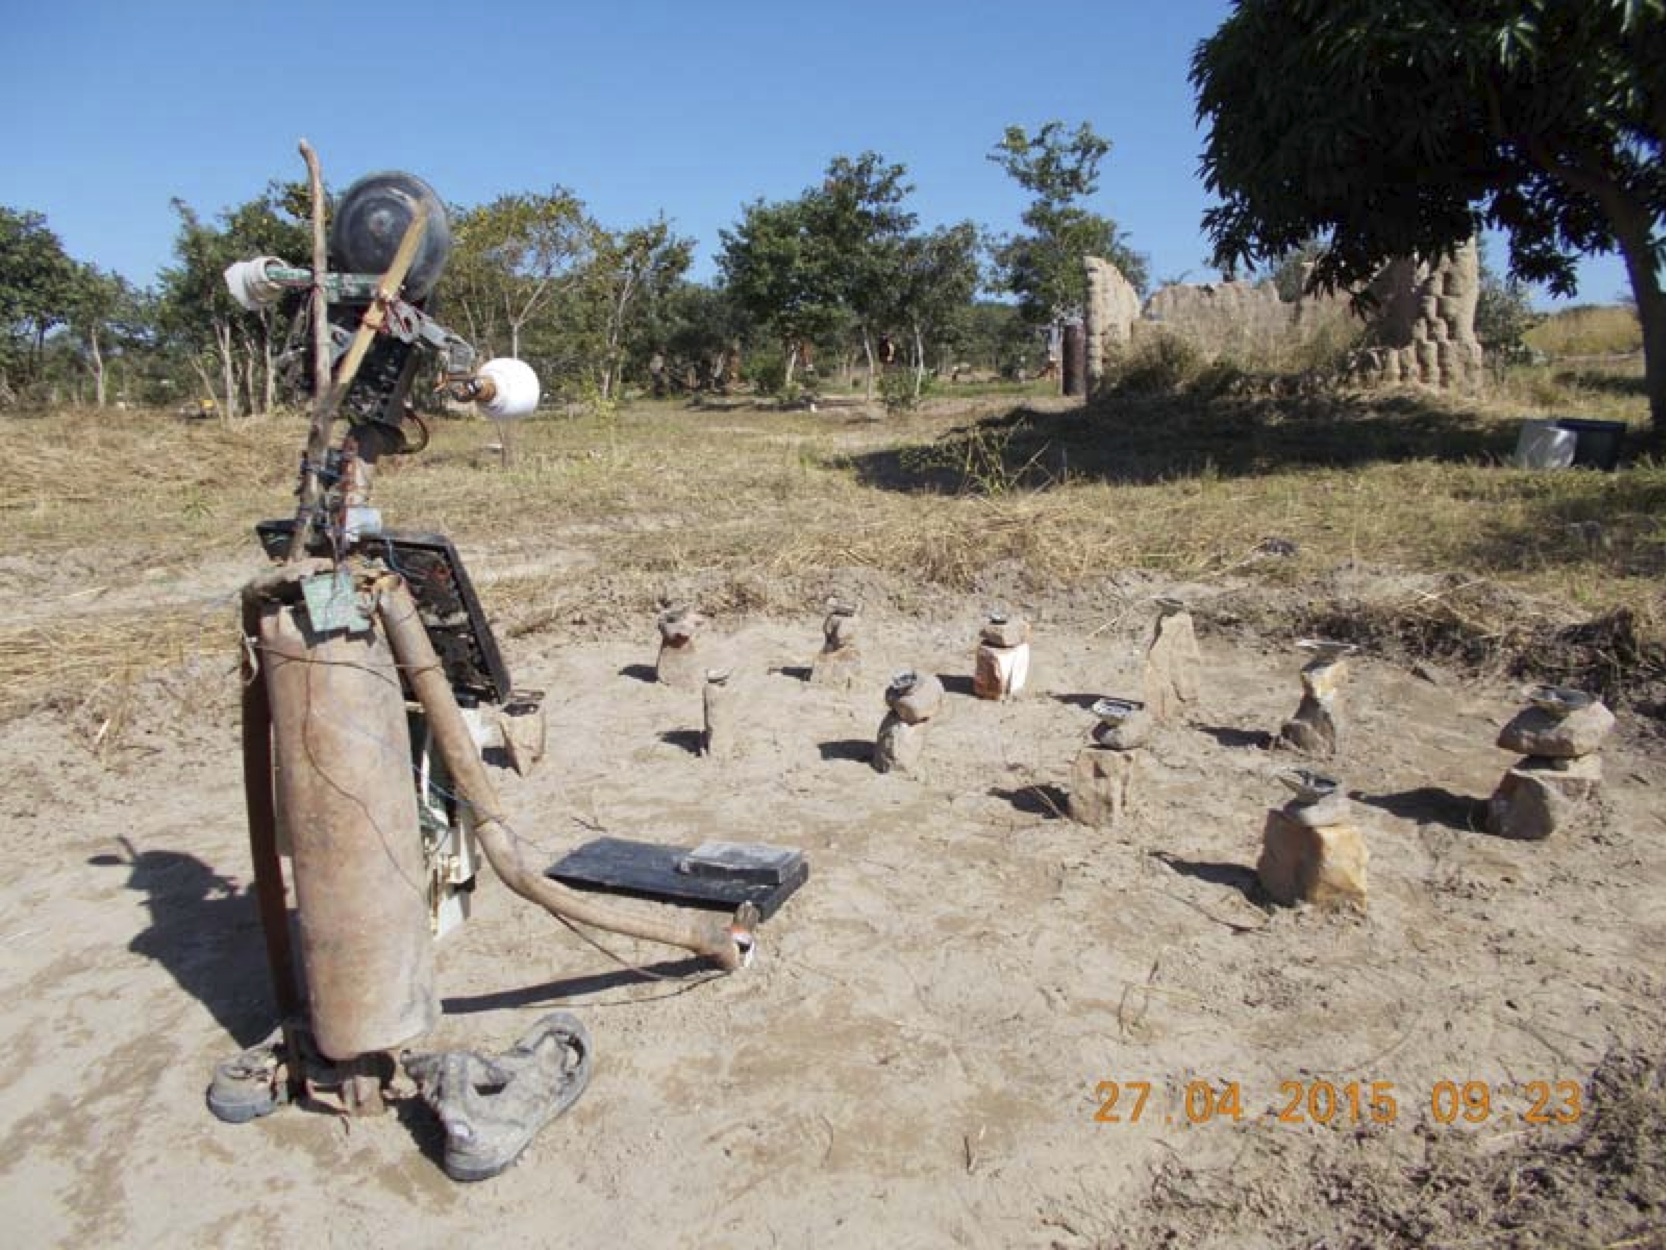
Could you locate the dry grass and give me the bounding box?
[1525,304,1643,357]
[0,380,1660,725]
[0,407,298,568]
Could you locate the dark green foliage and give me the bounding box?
[0,207,78,393]
[1192,0,1665,430]
[987,121,1149,324]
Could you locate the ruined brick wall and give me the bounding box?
[1348,238,1484,390]
[1082,256,1142,389]
[1082,239,1484,393]
[1140,278,1356,367]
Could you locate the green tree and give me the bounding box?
[1474,240,1541,366]
[717,195,843,389]
[158,184,309,417]
[66,264,149,407]
[954,301,1031,378]
[987,122,1149,326]
[570,217,693,400]
[445,190,591,362]
[889,221,983,395]
[648,281,752,392]
[1267,238,1329,302]
[1192,0,1665,433]
[807,153,918,396]
[0,207,77,399]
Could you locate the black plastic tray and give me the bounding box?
[547,837,808,921]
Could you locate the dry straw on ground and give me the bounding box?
[0,376,1660,729]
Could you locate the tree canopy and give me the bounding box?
[1191,0,1665,430]
[717,151,967,393]
[988,121,1149,326]
[444,189,591,363]
[0,207,78,395]
[158,184,310,416]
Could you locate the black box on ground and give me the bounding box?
[1555,419,1627,471]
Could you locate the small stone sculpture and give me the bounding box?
[1256,769,1368,910]
[1141,598,1200,723]
[1484,686,1614,840]
[702,669,738,760]
[1278,640,1354,757]
[973,611,1031,701]
[810,598,862,689]
[873,670,944,778]
[655,606,706,690]
[1068,697,1149,828]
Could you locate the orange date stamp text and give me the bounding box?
[1091,1078,1584,1128]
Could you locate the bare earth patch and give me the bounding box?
[0,553,1660,1247]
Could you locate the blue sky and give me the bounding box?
[0,0,1632,309]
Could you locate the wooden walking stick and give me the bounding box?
[286,152,430,561]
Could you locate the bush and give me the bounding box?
[1108,333,1204,395]
[880,367,932,414]
[745,353,788,396]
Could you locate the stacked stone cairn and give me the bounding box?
[1256,770,1369,910]
[1141,598,1200,723]
[702,668,738,760]
[496,693,547,778]
[973,611,1031,701]
[1068,697,1149,828]
[810,598,862,689]
[1485,686,1615,840]
[1278,640,1356,757]
[655,605,706,689]
[873,670,944,779]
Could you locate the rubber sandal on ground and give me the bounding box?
[404,1011,593,1182]
[206,1031,287,1124]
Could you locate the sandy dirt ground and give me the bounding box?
[0,539,1661,1248]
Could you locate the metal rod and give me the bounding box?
[287,152,429,562]
[375,578,751,970]
[239,592,304,1093]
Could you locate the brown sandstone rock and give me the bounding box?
[1496,702,1615,759]
[702,671,739,760]
[1068,746,1141,828]
[1485,755,1604,840]
[1257,808,1368,910]
[1141,611,1201,723]
[873,712,928,778]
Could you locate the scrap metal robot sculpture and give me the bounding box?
[214,149,755,1181]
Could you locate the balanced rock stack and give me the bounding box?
[1068,698,1149,828]
[973,612,1031,701]
[1278,640,1355,758]
[810,599,862,689]
[873,670,944,779]
[655,605,706,690]
[1256,770,1369,910]
[1141,598,1200,723]
[702,668,739,760]
[1484,686,1614,840]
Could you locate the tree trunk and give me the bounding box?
[1522,135,1664,439]
[604,271,636,404]
[88,326,106,408]
[239,328,259,417]
[262,312,277,414]
[215,321,238,420]
[1610,202,1664,440]
[911,324,927,399]
[861,330,875,401]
